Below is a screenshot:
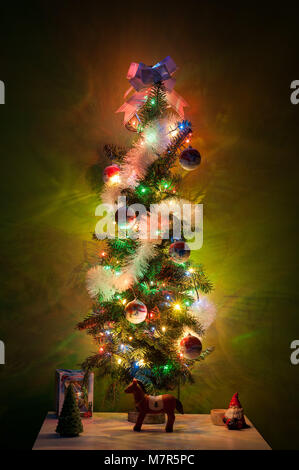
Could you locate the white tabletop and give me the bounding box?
[33,412,271,450]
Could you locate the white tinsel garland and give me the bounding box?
[101,116,177,206]
[190,296,216,332]
[86,242,156,300]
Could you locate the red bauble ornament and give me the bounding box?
[179,146,201,171]
[169,241,190,263]
[125,299,147,324]
[180,334,202,359]
[103,164,120,185]
[115,206,137,230]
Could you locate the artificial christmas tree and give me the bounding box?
[56,384,83,437]
[78,56,214,407]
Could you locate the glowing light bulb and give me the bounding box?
[101,251,106,257]
[129,336,133,341]
[162,326,166,332]
[173,303,181,311]
[179,352,184,359]
[188,268,195,274]
[122,299,127,305]
[145,130,157,144]
[118,358,122,364]
[99,347,104,353]
[109,174,121,185]
[138,359,145,366]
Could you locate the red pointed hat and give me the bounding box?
[229,392,242,408]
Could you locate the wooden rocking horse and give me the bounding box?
[125,378,184,432]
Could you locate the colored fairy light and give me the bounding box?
[150,98,155,105]
[110,174,121,184]
[120,344,125,349]
[117,358,122,364]
[162,326,166,332]
[99,347,104,353]
[101,251,106,257]
[173,303,181,311]
[138,359,145,366]
[188,268,195,273]
[145,130,157,144]
[129,336,133,341]
[151,327,155,331]
[179,352,184,358]
[122,299,127,305]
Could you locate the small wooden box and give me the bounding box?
[210,409,226,426]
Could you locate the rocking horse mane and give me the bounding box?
[135,379,147,394]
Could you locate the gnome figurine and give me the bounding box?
[223,392,248,430]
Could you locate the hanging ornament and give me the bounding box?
[169,241,190,263]
[179,146,201,171]
[103,164,120,185]
[125,114,142,133]
[146,306,160,323]
[115,206,137,230]
[125,299,147,324]
[180,334,202,359]
[103,321,115,330]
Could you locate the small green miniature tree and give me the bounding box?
[56,383,83,437]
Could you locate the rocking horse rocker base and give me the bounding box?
[125,379,184,433]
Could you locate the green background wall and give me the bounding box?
[0,2,298,449]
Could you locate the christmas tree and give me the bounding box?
[56,384,83,437]
[78,57,214,401]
